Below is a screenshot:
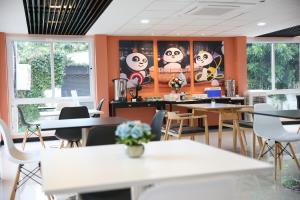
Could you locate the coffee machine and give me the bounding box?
[113,78,127,102]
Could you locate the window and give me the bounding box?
[247,43,272,90]
[247,40,300,110]
[247,42,300,90]
[275,43,300,89]
[8,37,95,133]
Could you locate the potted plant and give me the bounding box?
[169,77,183,93]
[115,121,153,158]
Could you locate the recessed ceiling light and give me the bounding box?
[140,19,150,24]
[257,22,266,26]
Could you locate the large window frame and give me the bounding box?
[247,37,300,94]
[6,35,96,132]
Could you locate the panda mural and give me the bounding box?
[119,41,154,88]
[153,41,190,86]
[193,41,225,85]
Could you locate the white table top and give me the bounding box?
[40,109,103,117]
[41,140,272,195]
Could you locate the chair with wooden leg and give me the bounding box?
[164,112,209,144]
[55,106,90,148]
[18,107,45,150]
[223,107,263,157]
[0,119,52,200]
[253,103,300,180]
[217,110,247,155]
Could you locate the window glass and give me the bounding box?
[54,42,91,97]
[275,43,300,89]
[247,43,272,90]
[14,41,51,98]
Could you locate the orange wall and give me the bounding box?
[0,32,9,125]
[94,35,248,123]
[104,36,248,99]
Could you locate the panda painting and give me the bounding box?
[193,41,224,83]
[161,47,185,71]
[119,41,154,88]
[157,41,190,85]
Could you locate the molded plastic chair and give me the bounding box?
[150,110,166,141]
[79,125,131,200]
[86,125,117,146]
[55,106,90,148]
[138,176,236,200]
[0,119,42,200]
[18,107,45,150]
[253,103,300,179]
[92,98,104,118]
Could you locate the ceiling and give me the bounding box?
[259,25,300,37]
[22,0,112,35]
[1,0,300,37]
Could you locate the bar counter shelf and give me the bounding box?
[109,97,245,117]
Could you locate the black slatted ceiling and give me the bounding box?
[22,0,113,35]
[258,25,300,37]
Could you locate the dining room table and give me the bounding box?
[175,103,253,155]
[39,117,128,146]
[39,109,104,119]
[41,140,272,200]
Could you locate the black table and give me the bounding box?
[40,117,128,146]
[252,110,300,120]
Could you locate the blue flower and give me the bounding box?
[131,126,143,139]
[141,123,151,132]
[115,123,131,138]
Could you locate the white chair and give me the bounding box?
[0,119,43,200]
[138,176,236,200]
[253,103,300,180]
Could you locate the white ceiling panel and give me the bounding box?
[0,0,27,33]
[1,0,300,37]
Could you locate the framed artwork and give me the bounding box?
[157,41,190,86]
[193,41,225,85]
[119,40,154,88]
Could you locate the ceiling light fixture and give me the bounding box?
[50,5,72,9]
[257,22,266,26]
[140,19,150,24]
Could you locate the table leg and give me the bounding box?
[131,185,152,200]
[81,128,89,147]
[218,112,223,148]
[234,120,246,156]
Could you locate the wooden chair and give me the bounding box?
[164,112,209,144]
[211,108,249,155]
[18,107,45,150]
[222,107,263,157]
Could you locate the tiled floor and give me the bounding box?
[1,126,300,200]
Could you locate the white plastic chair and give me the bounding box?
[138,176,236,200]
[0,119,42,200]
[253,103,300,179]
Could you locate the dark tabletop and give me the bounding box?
[252,110,300,120]
[40,117,128,131]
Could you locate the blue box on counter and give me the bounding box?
[205,88,222,98]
